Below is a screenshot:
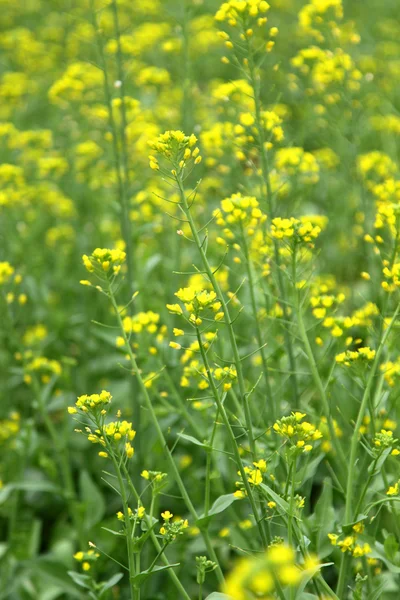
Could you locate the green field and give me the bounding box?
[1,0,400,598]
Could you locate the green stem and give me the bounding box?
[247,44,298,404]
[336,555,349,599]
[294,281,347,474]
[337,302,400,598]
[195,327,268,549]
[344,302,400,524]
[163,368,203,439]
[353,452,381,518]
[178,177,256,459]
[287,457,297,549]
[241,230,274,421]
[104,441,136,600]
[108,283,225,586]
[134,553,140,600]
[288,457,297,600]
[204,409,219,517]
[91,0,134,294]
[120,462,192,600]
[147,542,168,574]
[181,0,192,133]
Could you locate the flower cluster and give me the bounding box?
[68,390,112,415]
[68,390,135,460]
[215,0,270,25]
[0,412,20,446]
[82,248,126,279]
[86,419,136,460]
[381,263,400,292]
[73,548,100,572]
[270,216,322,248]
[335,346,376,366]
[167,286,222,326]
[117,506,145,522]
[0,261,14,285]
[159,510,189,543]
[148,130,201,175]
[141,470,168,486]
[24,356,62,384]
[298,0,344,43]
[328,529,372,558]
[224,543,301,599]
[274,148,320,185]
[273,412,323,452]
[234,459,267,497]
[381,358,400,387]
[318,416,343,453]
[373,429,399,453]
[214,365,238,392]
[120,311,166,352]
[213,193,267,244]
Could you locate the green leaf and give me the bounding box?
[369,583,387,600]
[67,571,92,590]
[295,563,333,598]
[312,479,335,554]
[99,573,124,596]
[0,543,8,560]
[384,533,399,562]
[197,494,238,525]
[177,432,208,448]
[208,494,238,516]
[369,448,391,474]
[205,594,232,600]
[132,520,157,552]
[79,471,106,529]
[32,559,84,597]
[259,483,289,512]
[0,481,61,504]
[130,563,179,586]
[366,539,400,573]
[296,455,324,486]
[101,527,125,537]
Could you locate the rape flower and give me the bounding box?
[273,412,322,452]
[82,248,126,277]
[68,390,112,414]
[386,482,399,496]
[335,346,376,366]
[0,262,14,285]
[224,543,301,599]
[148,130,201,177]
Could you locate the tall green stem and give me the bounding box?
[110,0,135,294]
[247,45,298,404]
[344,303,400,524]
[105,442,137,600]
[295,295,347,471]
[107,283,225,586]
[241,228,274,421]
[195,327,268,549]
[120,461,192,600]
[337,302,400,597]
[178,178,256,460]
[91,1,134,294]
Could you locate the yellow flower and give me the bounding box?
[161,510,173,521]
[387,482,399,496]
